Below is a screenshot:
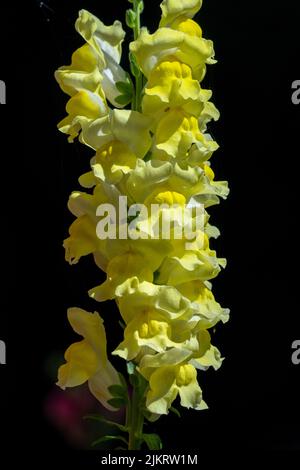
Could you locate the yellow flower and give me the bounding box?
[146,363,205,414]
[75,9,127,107]
[89,252,154,302]
[138,347,206,414]
[57,308,120,411]
[64,214,104,265]
[113,309,177,360]
[142,60,211,118]
[63,182,121,268]
[155,232,226,286]
[79,141,138,187]
[73,109,152,156]
[114,278,196,324]
[65,181,173,278]
[76,9,125,65]
[159,0,203,27]
[137,328,222,414]
[177,280,230,328]
[153,108,206,159]
[130,27,215,80]
[126,159,229,207]
[190,330,223,371]
[55,44,103,97]
[57,89,108,144]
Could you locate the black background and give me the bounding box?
[0,0,299,464]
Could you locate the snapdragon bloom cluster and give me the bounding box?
[56,0,229,416]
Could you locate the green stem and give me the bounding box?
[132,0,143,111]
[127,369,145,450]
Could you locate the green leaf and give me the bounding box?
[142,433,163,450]
[107,397,127,409]
[116,80,132,95]
[126,9,136,29]
[108,384,128,399]
[115,94,132,106]
[129,52,140,78]
[170,406,181,418]
[92,435,128,447]
[84,414,128,432]
[143,408,161,423]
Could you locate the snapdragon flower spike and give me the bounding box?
[56,0,229,422]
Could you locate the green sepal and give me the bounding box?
[92,435,128,447]
[115,94,132,106]
[142,433,163,450]
[116,80,133,96]
[107,397,127,409]
[129,52,140,78]
[170,406,181,418]
[84,414,128,433]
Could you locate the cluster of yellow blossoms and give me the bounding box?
[56,0,229,416]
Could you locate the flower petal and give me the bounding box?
[160,0,203,27]
[88,361,121,411]
[57,340,99,389]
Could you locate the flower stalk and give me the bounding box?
[127,368,146,450]
[54,0,229,451]
[132,0,143,111]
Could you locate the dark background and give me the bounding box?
[1,0,299,464]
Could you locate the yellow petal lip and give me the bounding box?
[65,108,152,155]
[57,89,108,144]
[144,362,206,415]
[54,44,103,97]
[170,18,202,37]
[92,140,138,185]
[67,307,107,362]
[57,340,99,389]
[143,60,211,119]
[153,109,204,160]
[64,215,100,265]
[159,0,203,27]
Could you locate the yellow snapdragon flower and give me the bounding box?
[57,308,120,411]
[130,27,214,81]
[142,60,211,118]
